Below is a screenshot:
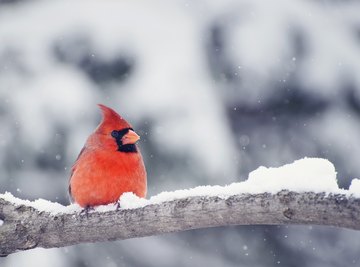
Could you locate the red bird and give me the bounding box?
[69,104,147,208]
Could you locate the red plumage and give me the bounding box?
[69,104,147,207]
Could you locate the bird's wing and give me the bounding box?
[68,146,86,203]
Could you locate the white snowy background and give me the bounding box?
[1,0,360,266]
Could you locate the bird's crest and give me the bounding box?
[96,104,132,134]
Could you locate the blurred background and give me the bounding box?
[1,0,360,266]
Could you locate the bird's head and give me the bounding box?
[95,104,140,153]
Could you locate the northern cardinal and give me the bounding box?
[69,104,147,208]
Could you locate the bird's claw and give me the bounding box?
[80,206,94,217]
[115,201,121,211]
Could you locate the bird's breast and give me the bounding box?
[70,149,147,207]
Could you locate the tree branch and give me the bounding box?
[1,190,360,257]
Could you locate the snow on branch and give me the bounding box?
[1,190,360,257]
[1,158,360,257]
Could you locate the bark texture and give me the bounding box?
[1,190,360,257]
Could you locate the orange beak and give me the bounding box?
[121,129,140,145]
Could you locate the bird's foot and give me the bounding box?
[115,201,121,211]
[80,206,94,217]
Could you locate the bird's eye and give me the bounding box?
[111,130,119,138]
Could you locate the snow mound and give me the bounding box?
[1,157,359,213]
[246,158,339,193]
[349,179,360,197]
